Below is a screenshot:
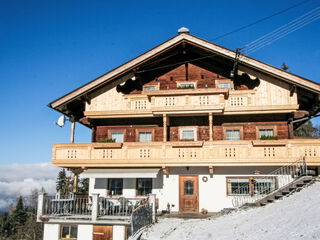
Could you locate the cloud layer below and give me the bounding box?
[0,162,59,210]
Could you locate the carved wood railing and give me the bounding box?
[52,139,320,167]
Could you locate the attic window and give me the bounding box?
[218,83,231,89]
[201,75,204,79]
[178,82,196,89]
[144,85,157,91]
[170,76,173,81]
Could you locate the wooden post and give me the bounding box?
[73,174,78,193]
[163,114,167,142]
[70,120,75,143]
[209,113,213,141]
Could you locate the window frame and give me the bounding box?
[143,85,158,91]
[136,178,153,196]
[108,178,123,196]
[216,79,233,90]
[108,129,126,142]
[110,132,124,143]
[226,176,278,196]
[135,129,154,142]
[177,81,197,89]
[60,224,78,240]
[179,127,197,141]
[224,127,243,141]
[256,125,277,140]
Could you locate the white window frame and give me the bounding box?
[110,132,124,143]
[180,127,197,141]
[218,82,232,89]
[144,85,158,91]
[259,129,274,138]
[225,129,241,140]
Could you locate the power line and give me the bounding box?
[242,6,320,55]
[211,0,313,41]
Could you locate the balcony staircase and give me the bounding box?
[255,175,315,207]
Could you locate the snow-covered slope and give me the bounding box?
[142,181,320,240]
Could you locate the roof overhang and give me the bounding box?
[80,168,160,178]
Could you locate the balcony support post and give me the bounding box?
[69,167,84,193]
[37,193,45,222]
[163,114,167,142]
[92,193,99,221]
[70,120,75,143]
[209,112,213,141]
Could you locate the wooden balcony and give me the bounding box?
[84,89,299,118]
[52,139,320,167]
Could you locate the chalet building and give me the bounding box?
[38,28,320,240]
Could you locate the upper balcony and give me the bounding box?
[52,139,320,168]
[84,88,299,118]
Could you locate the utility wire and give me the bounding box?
[211,0,313,41]
[242,6,320,55]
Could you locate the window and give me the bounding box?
[259,129,274,138]
[61,225,77,239]
[226,129,240,140]
[181,129,195,141]
[138,132,152,142]
[184,181,194,195]
[178,82,195,89]
[144,86,157,91]
[136,178,152,196]
[108,179,123,195]
[111,132,124,143]
[218,83,231,89]
[94,178,107,189]
[227,177,277,196]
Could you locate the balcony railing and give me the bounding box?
[37,194,155,223]
[52,139,320,167]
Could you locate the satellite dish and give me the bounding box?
[55,115,66,127]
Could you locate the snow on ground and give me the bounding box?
[142,181,320,240]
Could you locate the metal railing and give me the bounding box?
[98,197,148,217]
[232,157,307,208]
[43,195,91,216]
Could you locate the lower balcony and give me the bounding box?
[52,139,320,167]
[37,193,155,225]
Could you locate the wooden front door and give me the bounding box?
[179,176,199,213]
[93,225,113,240]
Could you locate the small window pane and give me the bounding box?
[184,181,194,195]
[227,178,250,195]
[145,86,157,91]
[179,83,195,88]
[111,132,124,143]
[226,130,240,140]
[137,178,152,196]
[259,129,274,138]
[218,83,231,89]
[139,132,152,142]
[253,178,276,195]
[109,179,123,195]
[70,226,78,238]
[61,226,69,238]
[182,130,195,140]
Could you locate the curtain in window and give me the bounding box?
[139,132,152,142]
[259,129,274,138]
[182,130,195,140]
[226,130,240,140]
[111,132,124,142]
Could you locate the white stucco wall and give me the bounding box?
[43,224,59,240]
[78,224,93,240]
[113,225,125,240]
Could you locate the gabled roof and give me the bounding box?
[50,32,320,110]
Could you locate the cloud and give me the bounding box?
[0,162,60,210]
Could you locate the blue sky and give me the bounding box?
[0,0,320,165]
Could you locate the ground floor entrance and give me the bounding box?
[93,225,113,240]
[179,175,199,213]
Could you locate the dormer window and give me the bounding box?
[178,82,196,89]
[218,83,231,89]
[144,85,157,91]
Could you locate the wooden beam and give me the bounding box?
[209,166,214,177]
[162,166,169,177]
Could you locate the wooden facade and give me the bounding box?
[48,32,320,169]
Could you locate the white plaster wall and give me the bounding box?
[43,224,59,240]
[113,225,125,240]
[78,224,93,240]
[89,178,107,197]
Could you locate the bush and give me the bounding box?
[260,135,279,140]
